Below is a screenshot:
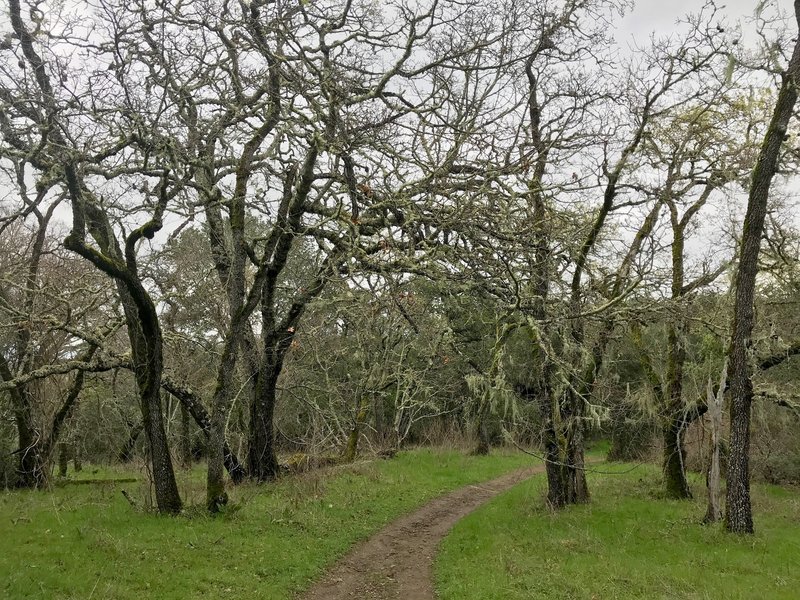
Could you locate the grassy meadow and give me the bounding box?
[436,463,800,599]
[5,447,800,600]
[1,448,531,599]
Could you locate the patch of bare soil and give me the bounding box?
[299,463,544,600]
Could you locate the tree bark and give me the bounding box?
[11,388,47,487]
[373,394,386,446]
[471,412,492,456]
[663,316,691,499]
[58,443,69,478]
[725,4,800,534]
[662,417,691,499]
[207,339,241,511]
[248,358,280,481]
[704,362,726,523]
[342,396,370,462]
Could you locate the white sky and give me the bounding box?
[5,0,795,259]
[618,0,763,45]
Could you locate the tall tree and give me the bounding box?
[3,0,186,512]
[630,93,757,498]
[725,0,800,534]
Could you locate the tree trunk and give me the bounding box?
[570,426,589,502]
[564,391,589,503]
[662,417,691,499]
[704,362,726,523]
[248,359,280,482]
[13,424,46,488]
[206,340,240,512]
[725,5,800,534]
[543,445,567,507]
[342,396,370,462]
[58,443,69,478]
[12,388,47,488]
[206,420,228,511]
[662,199,693,500]
[64,214,182,514]
[122,285,181,514]
[471,412,491,456]
[137,381,182,514]
[373,395,386,446]
[9,354,92,488]
[538,382,571,507]
[607,410,637,461]
[663,315,691,500]
[2,356,47,488]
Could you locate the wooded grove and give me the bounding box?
[2,0,800,550]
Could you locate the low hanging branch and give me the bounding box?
[754,390,800,418]
[758,341,800,371]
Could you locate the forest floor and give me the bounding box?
[300,463,544,600]
[0,448,531,599]
[436,462,800,599]
[3,449,800,599]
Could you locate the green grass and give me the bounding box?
[0,448,531,599]
[436,464,800,599]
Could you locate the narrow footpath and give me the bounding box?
[300,463,544,600]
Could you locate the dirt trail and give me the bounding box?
[300,463,544,600]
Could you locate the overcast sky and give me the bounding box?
[617,0,764,45]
